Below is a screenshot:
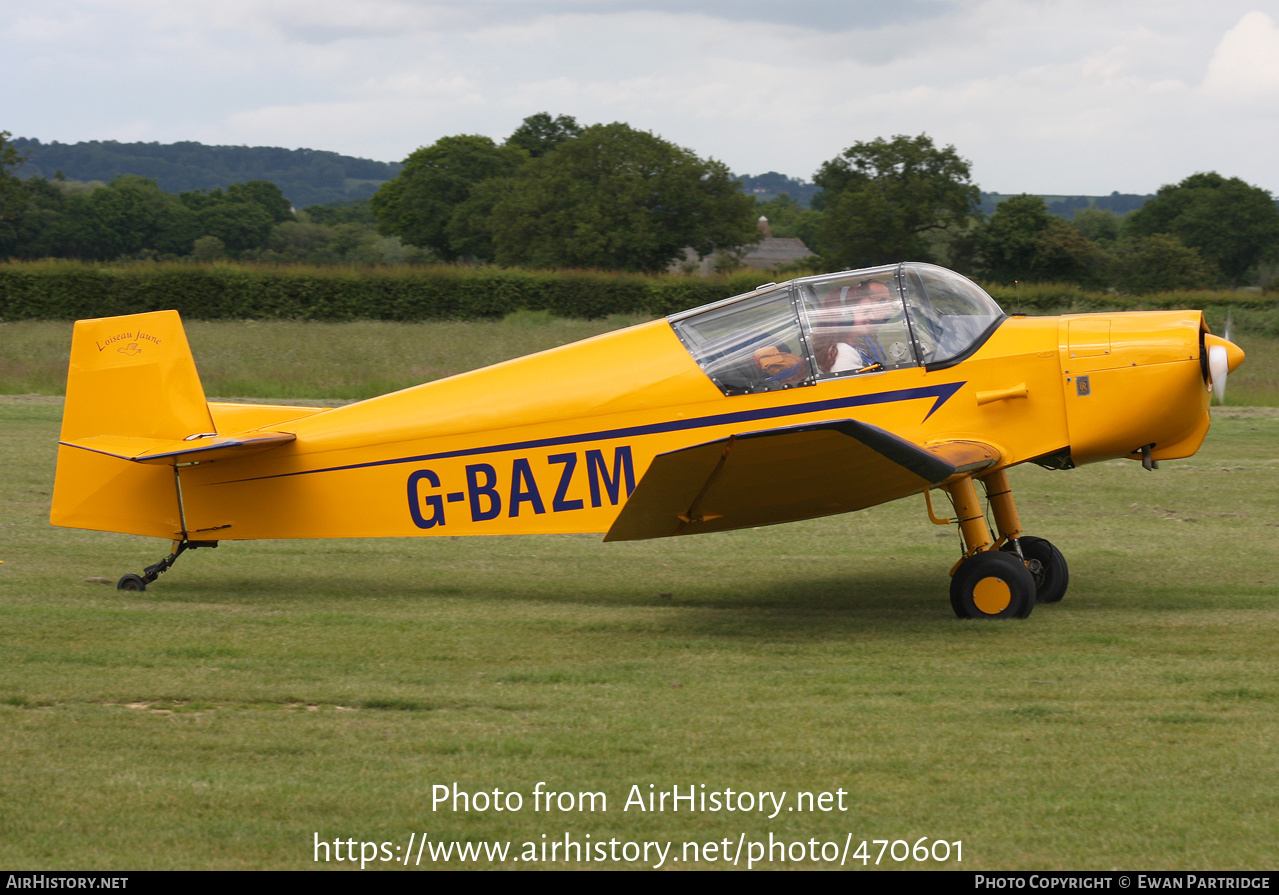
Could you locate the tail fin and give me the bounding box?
[52,311,215,539]
[60,310,215,443]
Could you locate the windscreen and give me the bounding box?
[900,264,1005,367]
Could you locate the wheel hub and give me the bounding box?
[972,576,1012,614]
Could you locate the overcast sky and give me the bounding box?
[6,0,1278,195]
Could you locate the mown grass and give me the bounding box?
[2,309,1276,404]
[1,397,1277,869]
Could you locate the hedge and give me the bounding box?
[982,281,1279,314]
[0,261,773,322]
[1,260,1273,322]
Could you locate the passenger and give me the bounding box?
[813,279,894,373]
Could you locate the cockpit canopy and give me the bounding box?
[669,262,1006,396]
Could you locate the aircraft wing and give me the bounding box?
[604,419,999,541]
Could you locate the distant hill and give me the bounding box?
[737,178,1151,217]
[737,171,820,207]
[980,191,1153,220]
[12,138,402,209]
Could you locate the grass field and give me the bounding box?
[2,309,1277,405]
[2,385,1277,869]
[0,313,651,401]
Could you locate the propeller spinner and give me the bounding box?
[1204,330,1246,405]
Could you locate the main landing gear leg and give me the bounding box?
[981,469,1070,605]
[941,475,1035,619]
[117,539,218,592]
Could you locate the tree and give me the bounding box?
[0,131,29,253]
[1032,219,1103,283]
[1,176,60,259]
[813,134,980,269]
[446,177,514,263]
[486,122,758,272]
[101,176,199,256]
[226,180,295,223]
[303,198,376,226]
[1108,234,1214,293]
[505,112,583,158]
[973,194,1047,282]
[370,135,528,260]
[265,220,335,260]
[1124,172,1279,286]
[1072,206,1121,244]
[193,201,274,254]
[974,194,1100,284]
[190,235,227,261]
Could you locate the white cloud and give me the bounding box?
[4,1,1278,194]
[1200,11,1279,102]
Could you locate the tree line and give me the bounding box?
[755,139,1278,291]
[2,118,1277,293]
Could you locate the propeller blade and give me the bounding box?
[1209,344,1229,404]
[1224,309,1234,345]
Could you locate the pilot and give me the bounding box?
[846,280,897,367]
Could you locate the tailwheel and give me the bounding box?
[1001,536,1069,604]
[950,551,1036,620]
[115,539,218,592]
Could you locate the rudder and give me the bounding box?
[52,311,213,538]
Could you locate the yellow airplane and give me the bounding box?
[51,262,1244,619]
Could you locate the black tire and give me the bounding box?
[950,551,1035,619]
[1002,536,1068,604]
[117,574,147,592]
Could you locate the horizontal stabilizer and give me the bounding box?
[605,419,999,541]
[61,432,296,466]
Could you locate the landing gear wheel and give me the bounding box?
[950,551,1035,619]
[117,574,147,592]
[1002,536,1068,604]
